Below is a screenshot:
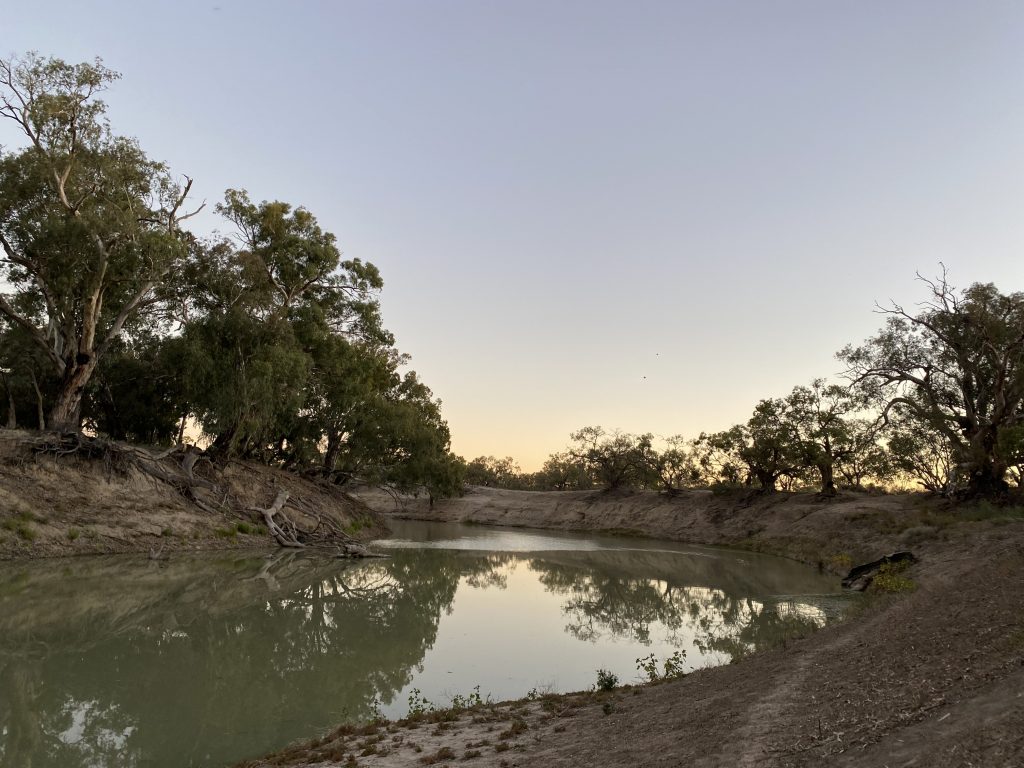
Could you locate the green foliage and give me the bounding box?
[406,688,434,717]
[570,427,657,490]
[594,668,619,691]
[635,651,686,682]
[0,54,197,429]
[448,685,486,711]
[0,52,463,499]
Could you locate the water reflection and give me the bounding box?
[0,524,845,768]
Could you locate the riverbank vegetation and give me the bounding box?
[465,273,1024,501]
[0,53,463,503]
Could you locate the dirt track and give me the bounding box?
[242,487,1024,768]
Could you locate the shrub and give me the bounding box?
[595,669,618,691]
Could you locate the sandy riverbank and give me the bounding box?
[0,430,385,559]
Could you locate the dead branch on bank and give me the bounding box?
[254,488,370,555]
[10,431,375,554]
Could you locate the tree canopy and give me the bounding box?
[0,53,462,497]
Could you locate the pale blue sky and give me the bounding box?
[5,1,1024,468]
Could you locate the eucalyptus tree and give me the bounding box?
[696,399,803,492]
[0,54,201,431]
[884,408,957,493]
[784,379,880,495]
[533,451,593,490]
[646,434,700,494]
[840,273,1024,497]
[569,427,657,490]
[174,191,386,456]
[464,455,523,488]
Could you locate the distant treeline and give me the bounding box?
[467,276,1024,500]
[0,54,462,497]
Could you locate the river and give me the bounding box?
[0,520,849,767]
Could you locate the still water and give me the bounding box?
[0,520,848,767]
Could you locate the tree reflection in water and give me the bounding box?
[0,550,499,768]
[530,557,830,658]
[0,541,838,768]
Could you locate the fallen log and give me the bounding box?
[842,551,916,591]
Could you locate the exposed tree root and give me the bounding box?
[254,488,370,555]
[12,431,374,553]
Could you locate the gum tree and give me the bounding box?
[840,272,1024,497]
[0,54,200,430]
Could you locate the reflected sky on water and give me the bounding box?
[0,521,849,768]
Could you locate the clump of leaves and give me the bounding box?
[450,685,486,711]
[595,669,618,691]
[407,688,434,717]
[635,650,686,682]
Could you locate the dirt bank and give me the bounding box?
[242,487,1024,768]
[357,485,954,572]
[0,430,385,559]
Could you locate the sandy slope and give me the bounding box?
[241,486,1024,768]
[0,430,385,558]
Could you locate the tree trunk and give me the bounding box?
[963,427,1009,498]
[30,370,46,431]
[1,372,16,429]
[48,359,96,432]
[323,431,342,474]
[964,460,1009,498]
[755,469,776,492]
[818,460,836,496]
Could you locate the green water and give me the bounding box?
[0,520,847,767]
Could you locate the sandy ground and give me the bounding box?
[237,486,1024,768]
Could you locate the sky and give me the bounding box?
[4,1,1024,469]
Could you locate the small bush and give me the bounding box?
[67,528,80,540]
[595,669,618,691]
[498,718,528,739]
[636,651,686,682]
[419,746,455,764]
[407,688,433,717]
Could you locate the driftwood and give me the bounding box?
[258,490,304,548]
[253,488,378,555]
[842,551,917,591]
